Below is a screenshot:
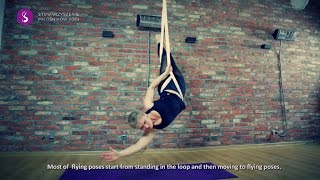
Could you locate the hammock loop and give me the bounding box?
[159,0,184,101]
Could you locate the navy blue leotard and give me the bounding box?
[145,91,185,130]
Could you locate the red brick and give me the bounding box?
[72,131,88,135]
[65,66,80,70]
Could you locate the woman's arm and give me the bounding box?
[150,68,170,89]
[101,129,156,161]
[144,87,155,110]
[144,66,171,109]
[118,129,156,156]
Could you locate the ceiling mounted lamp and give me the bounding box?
[290,0,309,10]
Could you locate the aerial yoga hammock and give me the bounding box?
[101,0,187,161]
[158,0,184,101]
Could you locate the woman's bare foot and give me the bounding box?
[155,34,161,44]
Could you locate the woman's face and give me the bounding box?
[137,114,153,130]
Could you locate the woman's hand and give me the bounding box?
[149,65,172,89]
[164,65,173,76]
[101,147,121,161]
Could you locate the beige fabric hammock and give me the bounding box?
[158,0,184,101]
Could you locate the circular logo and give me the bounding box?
[17,8,33,26]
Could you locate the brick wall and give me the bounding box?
[0,0,319,151]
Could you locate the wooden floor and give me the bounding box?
[1,142,319,180]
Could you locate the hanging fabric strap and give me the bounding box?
[159,0,184,101]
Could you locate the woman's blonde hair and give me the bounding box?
[127,111,145,128]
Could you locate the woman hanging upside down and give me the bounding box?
[101,34,187,161]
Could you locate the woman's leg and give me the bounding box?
[157,43,186,96]
[158,43,183,77]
